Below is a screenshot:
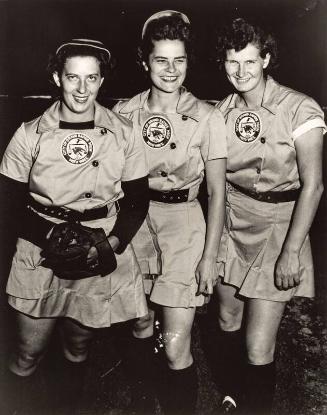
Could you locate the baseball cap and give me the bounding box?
[55,38,111,60]
[141,10,190,39]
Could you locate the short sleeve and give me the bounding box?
[0,123,33,183]
[291,96,326,140]
[111,101,121,114]
[121,125,149,181]
[201,107,227,161]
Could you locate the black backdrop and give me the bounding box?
[1,0,326,101]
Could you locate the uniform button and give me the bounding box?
[170,142,176,149]
[85,192,92,198]
[100,128,107,135]
[256,167,261,174]
[182,115,188,121]
[260,137,266,143]
[161,171,168,177]
[92,160,99,167]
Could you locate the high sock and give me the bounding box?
[47,354,87,415]
[243,361,276,415]
[123,335,156,414]
[213,329,245,406]
[159,363,198,415]
[0,367,41,415]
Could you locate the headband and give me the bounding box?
[141,10,190,39]
[56,38,111,61]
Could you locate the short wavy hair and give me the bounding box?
[47,45,111,79]
[138,14,194,65]
[215,18,278,71]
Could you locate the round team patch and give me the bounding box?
[235,112,261,143]
[62,133,93,164]
[142,116,172,148]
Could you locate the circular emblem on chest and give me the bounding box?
[142,116,172,148]
[235,112,261,143]
[62,133,93,164]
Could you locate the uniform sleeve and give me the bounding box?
[200,107,227,162]
[0,123,33,183]
[111,101,122,114]
[291,96,326,140]
[121,125,149,181]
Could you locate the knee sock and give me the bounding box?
[244,361,276,415]
[1,368,40,414]
[159,363,198,415]
[47,354,87,415]
[214,329,244,406]
[123,335,156,413]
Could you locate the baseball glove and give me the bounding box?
[41,222,117,279]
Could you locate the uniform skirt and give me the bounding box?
[7,215,148,328]
[132,199,206,308]
[217,185,314,301]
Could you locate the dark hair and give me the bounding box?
[138,14,194,65]
[215,18,278,71]
[47,45,111,79]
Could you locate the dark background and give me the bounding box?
[1,0,327,101]
[0,1,326,414]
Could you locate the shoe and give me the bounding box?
[221,396,237,413]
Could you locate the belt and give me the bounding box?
[149,189,189,203]
[230,183,300,203]
[27,197,109,222]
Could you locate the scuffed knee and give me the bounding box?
[162,331,192,369]
[9,349,41,376]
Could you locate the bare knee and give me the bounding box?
[133,313,154,338]
[62,337,91,362]
[218,305,243,331]
[247,342,275,365]
[163,331,192,369]
[9,346,44,376]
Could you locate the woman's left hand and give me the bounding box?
[275,249,301,290]
[195,257,219,296]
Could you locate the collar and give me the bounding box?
[37,101,116,133]
[117,87,201,121]
[225,76,280,115]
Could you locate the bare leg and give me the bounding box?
[243,299,286,415]
[162,306,196,369]
[245,299,286,364]
[9,311,57,376]
[158,306,197,415]
[60,317,94,362]
[216,278,244,331]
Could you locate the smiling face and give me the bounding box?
[144,39,188,95]
[53,55,103,121]
[224,43,270,98]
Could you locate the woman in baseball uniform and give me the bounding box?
[212,18,325,414]
[114,11,227,415]
[0,39,149,414]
